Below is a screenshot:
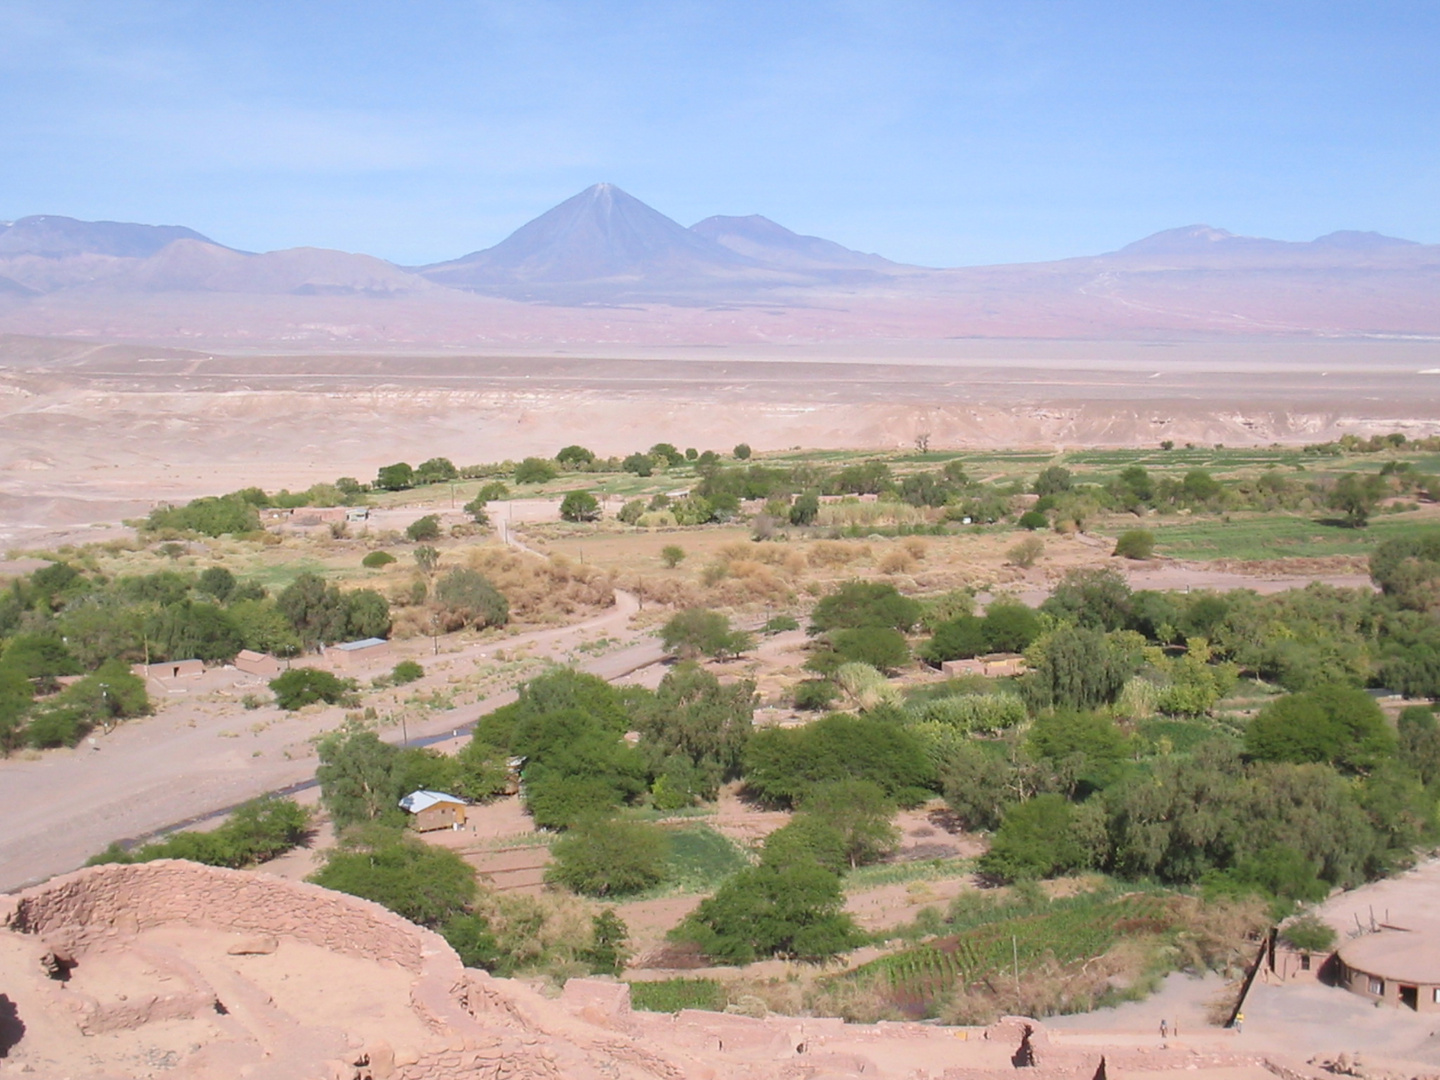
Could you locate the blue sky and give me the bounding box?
[1,1,1435,266]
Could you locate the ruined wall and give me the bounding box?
[7,860,430,972]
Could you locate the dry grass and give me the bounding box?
[464,546,614,624]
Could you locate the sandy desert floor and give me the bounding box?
[4,334,1440,545]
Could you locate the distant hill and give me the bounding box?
[689,214,898,272]
[0,215,224,259]
[0,200,1436,342]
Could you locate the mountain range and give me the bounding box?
[0,185,1436,341]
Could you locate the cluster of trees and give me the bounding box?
[308,822,631,977]
[0,561,399,746]
[89,797,310,869]
[145,480,375,535]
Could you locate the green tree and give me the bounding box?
[515,457,558,484]
[375,462,415,491]
[556,445,595,467]
[581,910,630,975]
[660,609,754,660]
[310,826,476,927]
[649,443,684,467]
[1024,625,1135,710]
[797,779,899,868]
[830,625,909,673]
[1245,684,1396,773]
[1281,914,1337,956]
[414,457,459,484]
[979,794,1087,882]
[733,443,752,460]
[1328,472,1386,527]
[743,712,933,807]
[810,581,922,634]
[270,667,351,710]
[547,817,670,897]
[789,491,820,526]
[276,572,351,647]
[634,663,754,799]
[345,589,391,639]
[621,452,653,477]
[1027,710,1130,795]
[559,490,601,522]
[1032,466,1073,497]
[197,566,236,601]
[672,860,860,964]
[1041,566,1133,631]
[316,725,403,827]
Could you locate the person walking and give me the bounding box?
[1160,1019,1168,1039]
[1234,1012,1244,1034]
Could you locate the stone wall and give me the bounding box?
[7,860,429,972]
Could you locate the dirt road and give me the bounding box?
[0,588,660,893]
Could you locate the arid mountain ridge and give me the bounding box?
[0,183,1437,344]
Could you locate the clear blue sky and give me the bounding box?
[2,1,1436,266]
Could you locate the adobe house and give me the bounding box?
[326,637,392,670]
[234,650,281,678]
[1336,921,1440,1011]
[131,659,205,680]
[399,790,468,832]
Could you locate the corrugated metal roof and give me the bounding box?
[336,637,388,651]
[398,790,466,813]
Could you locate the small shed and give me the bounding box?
[234,650,281,678]
[399,790,468,832]
[131,659,205,680]
[326,637,392,670]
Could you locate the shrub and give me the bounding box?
[391,660,424,685]
[433,568,510,630]
[462,496,491,525]
[618,499,646,524]
[547,817,670,897]
[515,457,558,484]
[831,626,910,673]
[1007,536,1045,568]
[1017,510,1047,531]
[1113,529,1156,560]
[907,694,1026,733]
[362,550,396,569]
[794,678,840,711]
[1281,914,1337,955]
[661,544,686,568]
[764,614,800,633]
[406,515,442,542]
[1245,684,1395,773]
[978,794,1087,882]
[270,667,352,710]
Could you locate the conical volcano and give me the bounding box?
[420,183,760,294]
